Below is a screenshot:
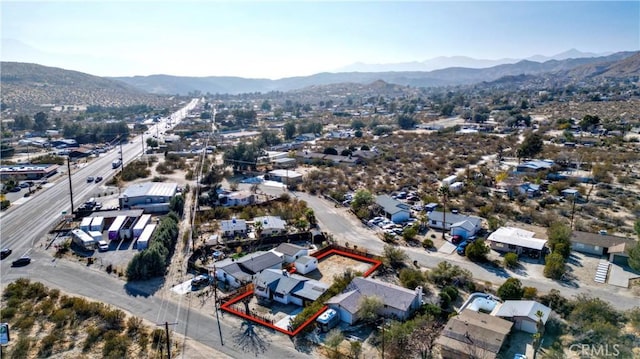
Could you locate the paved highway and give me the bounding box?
[0,98,199,258]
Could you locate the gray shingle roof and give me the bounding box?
[275,243,306,256]
[375,195,411,215]
[327,277,419,314]
[428,211,482,227]
[238,251,282,274]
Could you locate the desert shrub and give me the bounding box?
[427,261,473,288]
[12,315,35,331]
[38,332,61,358]
[83,325,103,352]
[126,317,144,338]
[442,285,459,301]
[103,331,131,359]
[10,337,31,359]
[1,307,17,320]
[497,278,524,300]
[465,239,489,262]
[399,268,426,289]
[523,286,538,299]
[503,252,518,268]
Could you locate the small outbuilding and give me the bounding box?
[295,255,318,275]
[491,300,551,334]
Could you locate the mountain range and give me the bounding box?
[1,51,639,109]
[335,49,611,73]
[111,51,637,95]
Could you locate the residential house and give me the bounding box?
[220,218,247,238]
[253,269,328,306]
[272,157,297,169]
[516,160,555,173]
[254,216,287,237]
[267,169,303,185]
[326,277,423,325]
[486,227,547,257]
[119,182,178,213]
[491,300,551,334]
[215,251,282,288]
[436,309,513,359]
[428,211,482,239]
[295,255,318,275]
[570,230,638,259]
[220,191,255,207]
[375,195,411,223]
[272,243,308,264]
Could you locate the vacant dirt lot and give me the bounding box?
[310,253,373,285]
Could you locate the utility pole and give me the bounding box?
[212,271,224,346]
[118,136,124,172]
[156,321,178,359]
[66,156,74,214]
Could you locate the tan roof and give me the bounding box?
[571,231,637,249]
[436,309,513,358]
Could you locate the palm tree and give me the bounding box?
[438,185,450,240]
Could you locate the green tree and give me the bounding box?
[382,244,408,269]
[350,189,373,212]
[579,114,600,131]
[465,239,489,262]
[323,147,338,155]
[504,252,518,268]
[517,132,544,160]
[402,226,418,241]
[399,268,426,289]
[283,121,296,140]
[146,138,159,148]
[260,100,271,111]
[397,114,417,129]
[547,221,572,259]
[497,278,524,300]
[544,252,566,279]
[13,114,34,130]
[33,112,49,131]
[357,295,383,324]
[351,119,365,130]
[325,329,344,358]
[627,244,640,272]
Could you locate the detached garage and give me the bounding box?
[295,255,318,275]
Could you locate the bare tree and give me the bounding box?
[233,321,270,356]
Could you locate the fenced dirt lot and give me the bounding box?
[310,253,374,285]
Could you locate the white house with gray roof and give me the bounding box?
[428,211,482,238]
[254,216,287,236]
[220,218,247,238]
[326,277,422,324]
[119,182,178,213]
[272,243,308,264]
[253,269,328,306]
[375,195,411,223]
[491,300,551,334]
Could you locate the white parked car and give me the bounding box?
[97,240,109,252]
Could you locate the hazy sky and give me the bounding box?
[2,1,639,79]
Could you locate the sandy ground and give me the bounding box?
[311,254,373,285]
